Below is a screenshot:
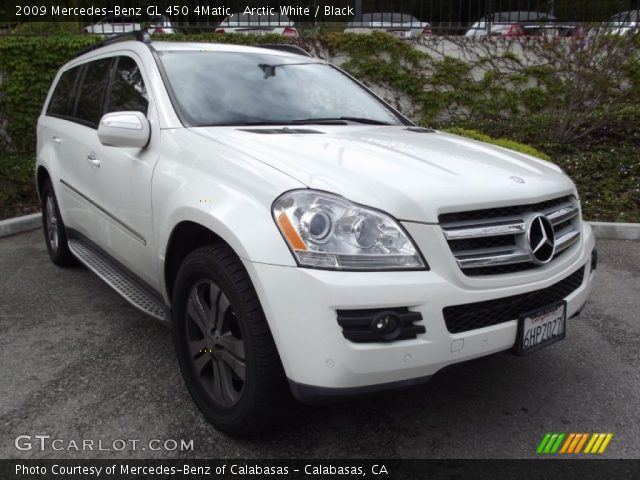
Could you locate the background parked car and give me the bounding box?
[83,15,176,35]
[345,12,432,38]
[591,10,639,36]
[466,11,561,38]
[215,13,298,37]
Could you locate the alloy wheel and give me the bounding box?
[185,279,246,407]
[45,194,59,253]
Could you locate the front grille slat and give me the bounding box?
[439,196,581,276]
[443,266,585,333]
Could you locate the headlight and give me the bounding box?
[272,190,427,270]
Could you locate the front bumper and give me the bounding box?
[243,222,595,402]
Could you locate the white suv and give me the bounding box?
[37,32,596,435]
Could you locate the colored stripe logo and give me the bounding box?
[537,433,613,454]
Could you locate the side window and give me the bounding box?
[75,58,113,128]
[47,66,80,118]
[106,56,148,115]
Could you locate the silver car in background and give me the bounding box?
[83,15,176,35]
[591,10,639,36]
[215,13,298,37]
[345,12,432,38]
[466,11,551,37]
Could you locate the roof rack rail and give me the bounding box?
[75,30,152,58]
[258,44,313,57]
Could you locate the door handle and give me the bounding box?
[87,153,101,168]
[52,136,62,145]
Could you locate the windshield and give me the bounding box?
[159,51,403,127]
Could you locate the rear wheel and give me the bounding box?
[41,179,75,267]
[172,244,290,435]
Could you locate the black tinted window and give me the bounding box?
[75,58,112,127]
[106,56,148,115]
[47,66,80,117]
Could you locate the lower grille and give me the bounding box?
[443,266,585,334]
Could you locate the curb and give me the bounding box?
[0,213,639,241]
[588,221,640,241]
[0,213,41,238]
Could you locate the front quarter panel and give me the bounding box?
[153,129,304,301]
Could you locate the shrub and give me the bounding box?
[440,127,551,161]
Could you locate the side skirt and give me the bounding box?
[66,229,170,324]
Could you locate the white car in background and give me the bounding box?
[215,12,298,37]
[83,15,176,35]
[37,34,595,435]
[466,11,552,37]
[592,10,639,36]
[345,12,432,38]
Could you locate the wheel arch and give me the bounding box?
[36,165,51,200]
[163,220,232,302]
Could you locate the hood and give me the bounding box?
[190,125,576,223]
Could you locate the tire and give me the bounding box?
[41,179,76,267]
[172,244,291,435]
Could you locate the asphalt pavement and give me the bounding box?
[1,230,639,459]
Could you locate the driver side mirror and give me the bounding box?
[97,111,150,148]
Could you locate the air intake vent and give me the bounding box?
[443,266,585,334]
[406,126,434,133]
[439,196,581,276]
[238,128,324,135]
[337,308,425,343]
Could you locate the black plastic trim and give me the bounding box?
[288,374,432,405]
[337,307,425,343]
[74,30,152,59]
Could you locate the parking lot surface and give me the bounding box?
[1,230,639,459]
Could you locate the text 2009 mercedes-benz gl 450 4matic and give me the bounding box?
[36,33,595,435]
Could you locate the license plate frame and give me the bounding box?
[515,301,567,355]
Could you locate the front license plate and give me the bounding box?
[516,302,566,355]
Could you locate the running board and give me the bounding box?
[68,239,168,322]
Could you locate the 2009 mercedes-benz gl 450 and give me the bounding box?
[37,33,596,435]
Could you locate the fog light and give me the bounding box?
[371,311,402,341]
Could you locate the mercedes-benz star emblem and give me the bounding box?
[527,214,555,264]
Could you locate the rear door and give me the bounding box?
[38,65,83,229]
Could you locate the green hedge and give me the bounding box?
[0,35,97,154]
[440,128,551,161]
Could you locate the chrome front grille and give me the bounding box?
[439,196,581,276]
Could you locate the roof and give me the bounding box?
[70,33,315,65]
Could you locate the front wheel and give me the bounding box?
[172,244,290,435]
[41,179,75,267]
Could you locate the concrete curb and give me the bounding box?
[589,221,640,241]
[0,213,639,241]
[0,213,41,238]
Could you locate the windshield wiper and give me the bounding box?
[291,117,394,125]
[208,117,394,127]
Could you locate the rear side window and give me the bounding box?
[47,66,80,117]
[75,58,113,128]
[106,56,148,115]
